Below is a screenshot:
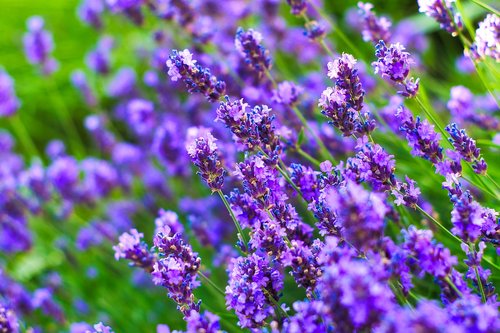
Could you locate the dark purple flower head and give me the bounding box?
[320,53,374,136]
[418,0,463,36]
[395,106,443,163]
[304,20,327,40]
[357,2,392,43]
[446,123,487,174]
[77,0,105,29]
[283,300,331,332]
[216,98,281,160]
[105,0,143,24]
[166,49,226,102]
[186,127,225,192]
[373,41,419,97]
[471,14,500,62]
[225,253,283,329]
[286,0,307,16]
[235,27,272,75]
[155,209,184,236]
[0,70,20,117]
[114,229,155,271]
[81,158,120,198]
[249,213,288,258]
[325,181,388,252]
[152,226,201,315]
[71,70,97,107]
[392,176,421,208]
[86,36,114,75]
[0,303,19,333]
[285,239,323,298]
[345,140,396,191]
[402,226,458,279]
[461,242,496,302]
[448,295,500,332]
[318,239,395,331]
[23,16,58,75]
[185,310,222,333]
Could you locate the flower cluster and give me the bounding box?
[417,0,463,36]
[235,28,272,75]
[23,16,58,75]
[357,2,392,43]
[471,14,500,61]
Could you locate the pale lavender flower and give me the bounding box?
[357,2,392,43]
[471,14,500,61]
[114,229,156,271]
[71,70,97,107]
[78,0,105,29]
[0,69,20,117]
[23,16,58,75]
[418,0,463,36]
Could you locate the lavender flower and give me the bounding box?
[445,123,487,174]
[373,41,419,97]
[286,0,307,16]
[78,0,105,29]
[235,28,272,75]
[166,49,226,102]
[126,99,156,136]
[418,0,463,36]
[106,67,136,98]
[272,81,302,106]
[0,69,20,117]
[105,0,143,24]
[304,20,327,41]
[113,229,156,272]
[47,156,80,198]
[185,127,225,192]
[23,16,58,75]
[320,53,374,136]
[86,36,114,75]
[461,242,496,302]
[447,86,499,130]
[285,240,323,298]
[395,106,443,163]
[225,254,283,329]
[0,304,19,333]
[357,2,392,43]
[71,70,97,107]
[153,226,201,314]
[282,300,331,332]
[185,310,223,333]
[324,181,388,251]
[89,322,115,333]
[471,14,500,61]
[392,176,421,208]
[216,98,281,159]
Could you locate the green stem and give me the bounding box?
[199,271,226,297]
[217,190,248,249]
[468,244,487,303]
[296,146,322,167]
[469,0,500,16]
[9,114,39,157]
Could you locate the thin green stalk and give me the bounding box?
[469,244,487,303]
[9,114,39,157]
[217,190,248,249]
[199,271,226,297]
[469,0,500,16]
[445,276,464,298]
[296,146,322,167]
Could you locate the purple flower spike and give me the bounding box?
[78,0,105,29]
[86,36,114,75]
[283,300,330,332]
[23,16,58,75]
[235,27,272,76]
[153,226,201,315]
[0,69,20,117]
[166,49,226,102]
[396,106,443,163]
[357,2,392,43]
[445,123,487,174]
[320,53,374,136]
[392,176,421,208]
[272,81,302,106]
[418,0,463,36]
[113,229,156,272]
[0,303,19,333]
[373,41,420,97]
[71,70,97,107]
[471,14,500,62]
[185,127,225,192]
[90,322,115,333]
[225,254,283,329]
[304,20,327,41]
[286,0,307,16]
[185,310,222,333]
